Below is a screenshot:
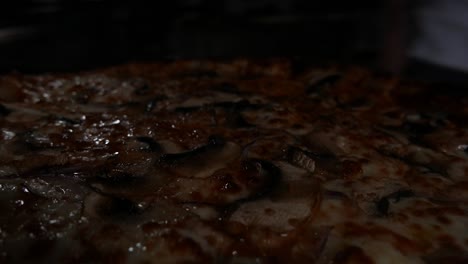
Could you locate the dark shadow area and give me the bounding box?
[0,0,382,74]
[2,0,468,87]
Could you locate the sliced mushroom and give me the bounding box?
[226,194,327,262]
[229,198,315,232]
[159,136,242,179]
[228,171,321,229]
[22,177,87,201]
[225,162,324,260]
[243,132,299,160]
[88,137,278,205]
[88,169,163,200]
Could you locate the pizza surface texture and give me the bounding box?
[0,60,467,263]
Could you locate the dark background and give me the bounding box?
[0,0,384,74]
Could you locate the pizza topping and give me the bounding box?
[305,73,341,96]
[1,61,467,263]
[243,132,298,160]
[286,147,317,173]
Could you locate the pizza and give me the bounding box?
[0,60,467,263]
